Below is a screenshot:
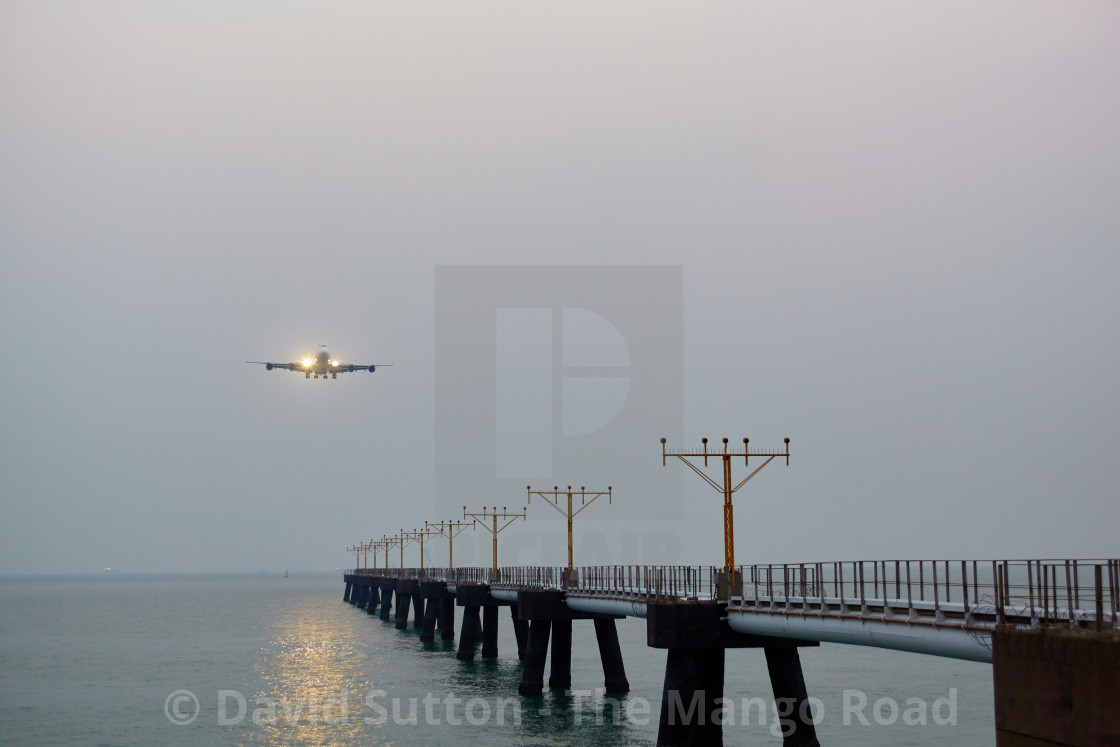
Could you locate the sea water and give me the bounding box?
[0,573,994,745]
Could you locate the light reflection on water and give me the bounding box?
[251,609,372,746]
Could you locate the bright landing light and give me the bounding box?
[303,359,313,367]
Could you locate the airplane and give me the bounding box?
[246,345,394,379]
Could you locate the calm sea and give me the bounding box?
[0,573,994,745]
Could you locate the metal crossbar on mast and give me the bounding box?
[464,505,526,571]
[368,539,384,569]
[661,436,790,579]
[425,520,474,569]
[526,485,612,570]
[347,544,361,570]
[379,535,402,568]
[400,526,442,569]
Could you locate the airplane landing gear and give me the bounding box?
[331,373,337,379]
[305,373,311,379]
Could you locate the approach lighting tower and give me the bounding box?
[379,535,402,568]
[400,527,441,569]
[661,436,790,580]
[368,539,384,569]
[464,505,526,572]
[526,485,612,570]
[425,520,474,569]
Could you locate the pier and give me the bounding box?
[345,559,1120,746]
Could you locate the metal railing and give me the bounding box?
[995,559,1119,631]
[735,559,1120,631]
[345,559,1120,631]
[565,565,721,601]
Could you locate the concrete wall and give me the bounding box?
[993,626,1120,746]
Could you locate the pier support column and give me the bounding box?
[482,605,499,659]
[647,602,819,747]
[764,647,820,747]
[378,583,394,621]
[994,625,1120,746]
[595,618,630,693]
[658,648,726,747]
[356,584,369,609]
[366,584,380,615]
[344,581,352,602]
[395,592,412,630]
[549,620,573,689]
[511,606,528,661]
[420,597,439,642]
[412,594,425,629]
[519,619,552,696]
[456,606,481,660]
[440,598,456,640]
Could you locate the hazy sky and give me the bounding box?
[2,2,1117,573]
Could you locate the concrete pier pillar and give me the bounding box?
[549,619,573,690]
[657,648,726,747]
[395,591,413,630]
[482,605,500,659]
[420,597,439,642]
[440,598,456,640]
[366,584,380,615]
[510,606,528,661]
[344,581,352,602]
[378,584,394,621]
[764,647,820,747]
[994,625,1120,746]
[412,593,424,629]
[356,584,369,609]
[595,618,630,693]
[456,606,482,660]
[519,619,552,696]
[646,602,819,747]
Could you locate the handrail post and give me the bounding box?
[906,561,913,616]
[961,561,969,625]
[994,562,1005,625]
[932,561,940,618]
[1028,561,1035,624]
[1095,565,1104,633]
[1065,560,1074,627]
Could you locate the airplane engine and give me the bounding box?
[347,365,355,373]
[265,363,274,371]
[369,365,376,372]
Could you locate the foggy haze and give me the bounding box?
[1,2,1117,573]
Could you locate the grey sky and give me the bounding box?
[1,2,1117,573]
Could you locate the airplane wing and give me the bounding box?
[245,361,299,371]
[341,363,396,373]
